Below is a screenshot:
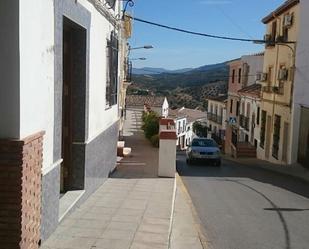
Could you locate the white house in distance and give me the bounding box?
[162,97,169,118]
[0,0,128,245]
[207,95,228,146]
[169,107,207,150]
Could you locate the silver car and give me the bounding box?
[186,138,221,166]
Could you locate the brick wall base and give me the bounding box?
[0,131,44,249]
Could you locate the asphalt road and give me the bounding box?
[177,152,309,249]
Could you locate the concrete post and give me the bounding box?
[158,130,177,178]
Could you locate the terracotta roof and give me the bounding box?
[238,84,262,98]
[207,95,228,103]
[169,107,206,123]
[126,95,165,107]
[262,0,299,24]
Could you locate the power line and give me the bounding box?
[126,15,264,43]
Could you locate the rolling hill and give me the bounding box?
[128,61,230,110]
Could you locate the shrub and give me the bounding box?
[150,134,159,148]
[142,111,160,140]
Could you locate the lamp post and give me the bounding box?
[130,57,147,61]
[129,45,154,51]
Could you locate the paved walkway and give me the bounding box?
[223,155,309,183]
[41,108,203,249]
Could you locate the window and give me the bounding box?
[230,99,233,114]
[283,26,289,42]
[260,110,267,148]
[271,21,277,42]
[236,101,240,116]
[232,69,235,83]
[106,31,119,108]
[238,68,242,83]
[268,66,273,86]
[257,107,260,125]
[272,115,281,159]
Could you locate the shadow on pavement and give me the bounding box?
[176,151,309,200]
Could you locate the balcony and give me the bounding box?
[207,113,223,125]
[124,60,132,83]
[239,115,249,131]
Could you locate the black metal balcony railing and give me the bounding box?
[207,113,223,125]
[239,115,249,131]
[124,60,132,82]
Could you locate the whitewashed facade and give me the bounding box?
[0,0,127,242]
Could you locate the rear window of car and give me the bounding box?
[192,139,217,147]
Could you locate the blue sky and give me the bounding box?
[128,0,284,70]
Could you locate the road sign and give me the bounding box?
[229,117,237,125]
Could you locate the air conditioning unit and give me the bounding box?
[257,73,267,82]
[284,14,293,27]
[278,68,288,81]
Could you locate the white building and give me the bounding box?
[291,0,309,167]
[169,107,206,150]
[162,97,169,118]
[207,95,228,145]
[238,84,262,148]
[0,0,127,244]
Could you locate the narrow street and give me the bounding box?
[177,152,309,249]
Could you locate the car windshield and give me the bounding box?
[191,139,217,147]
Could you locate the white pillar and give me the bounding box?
[158,130,177,178]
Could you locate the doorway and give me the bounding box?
[298,107,309,167]
[61,18,87,193]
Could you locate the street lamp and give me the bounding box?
[129,45,154,51]
[130,57,147,61]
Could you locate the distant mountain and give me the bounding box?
[132,62,232,76]
[193,62,228,72]
[129,60,230,110]
[132,67,193,75]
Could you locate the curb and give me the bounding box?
[175,173,213,249]
[223,155,309,184]
[168,177,177,249]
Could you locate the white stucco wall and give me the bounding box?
[80,0,120,142]
[239,96,261,146]
[291,0,309,163]
[19,0,55,169]
[158,138,176,178]
[17,0,122,170]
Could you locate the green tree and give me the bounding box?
[193,121,208,138]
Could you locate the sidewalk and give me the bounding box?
[223,155,309,183]
[41,108,204,249]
